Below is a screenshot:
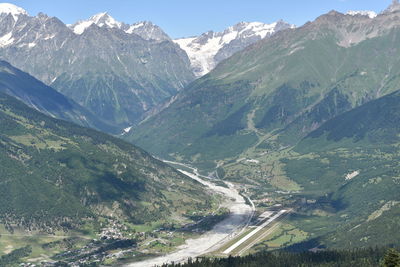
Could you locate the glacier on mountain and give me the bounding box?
[174,20,295,77]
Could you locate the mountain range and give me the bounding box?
[0,0,400,264]
[0,3,296,130]
[70,12,171,42]
[0,3,194,128]
[126,1,400,249]
[128,2,400,165]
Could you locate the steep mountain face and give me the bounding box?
[282,90,400,248]
[298,90,400,150]
[128,3,400,166]
[0,91,211,231]
[0,60,116,133]
[0,4,194,127]
[174,20,294,77]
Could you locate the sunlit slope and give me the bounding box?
[129,11,400,166]
[283,90,400,248]
[0,92,211,232]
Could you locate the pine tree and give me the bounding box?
[382,248,400,267]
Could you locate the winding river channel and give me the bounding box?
[126,164,254,267]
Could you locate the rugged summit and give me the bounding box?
[70,13,170,41]
[174,20,295,77]
[70,12,123,34]
[0,5,194,128]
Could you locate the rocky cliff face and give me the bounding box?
[0,4,194,127]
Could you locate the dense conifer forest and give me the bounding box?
[164,248,400,267]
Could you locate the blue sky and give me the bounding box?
[6,0,394,38]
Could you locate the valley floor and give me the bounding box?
[126,165,254,267]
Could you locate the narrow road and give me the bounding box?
[125,167,254,267]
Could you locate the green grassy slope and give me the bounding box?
[128,12,400,167]
[283,91,400,248]
[0,91,212,232]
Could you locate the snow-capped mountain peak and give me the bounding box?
[346,10,377,19]
[125,21,171,41]
[174,20,295,77]
[69,13,170,41]
[0,3,28,20]
[89,12,122,29]
[70,12,123,34]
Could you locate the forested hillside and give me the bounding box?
[0,91,212,232]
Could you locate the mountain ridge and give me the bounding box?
[0,90,212,230]
[0,4,194,128]
[128,3,400,166]
[174,20,295,77]
[280,89,400,248]
[0,60,117,133]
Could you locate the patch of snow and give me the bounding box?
[125,22,145,34]
[124,126,133,133]
[346,10,377,19]
[72,20,94,35]
[90,12,121,28]
[71,12,122,35]
[44,34,56,40]
[243,21,278,39]
[345,170,360,180]
[0,32,14,47]
[0,3,28,21]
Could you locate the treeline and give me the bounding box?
[164,247,400,267]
